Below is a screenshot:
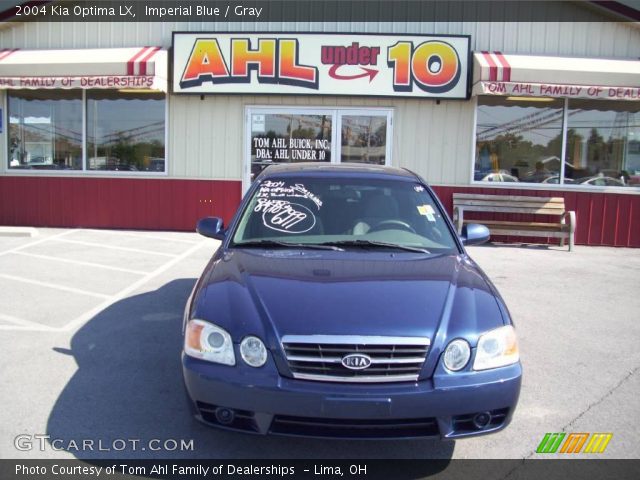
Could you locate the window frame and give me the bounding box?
[471,95,640,194]
[2,89,169,177]
[244,106,393,193]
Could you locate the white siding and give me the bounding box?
[168,94,245,180]
[2,19,639,58]
[2,6,640,185]
[166,94,474,184]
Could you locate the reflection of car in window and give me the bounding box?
[88,156,120,170]
[108,164,138,171]
[576,175,625,187]
[541,176,575,184]
[475,170,519,182]
[146,158,165,172]
[182,163,521,440]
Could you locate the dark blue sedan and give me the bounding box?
[182,163,521,439]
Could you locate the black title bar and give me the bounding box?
[2,459,640,480]
[2,1,638,23]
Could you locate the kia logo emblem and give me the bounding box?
[341,353,372,370]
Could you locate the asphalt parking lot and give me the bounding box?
[0,228,638,460]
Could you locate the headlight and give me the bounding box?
[443,339,471,371]
[240,336,268,367]
[184,319,235,366]
[473,325,519,371]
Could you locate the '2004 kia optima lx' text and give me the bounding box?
[182,163,521,439]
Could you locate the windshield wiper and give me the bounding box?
[317,240,430,253]
[232,240,344,251]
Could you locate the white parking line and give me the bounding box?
[0,230,76,258]
[82,229,199,245]
[0,273,111,300]
[0,325,46,332]
[0,313,57,332]
[59,239,212,332]
[53,238,178,257]
[12,251,149,276]
[0,227,217,332]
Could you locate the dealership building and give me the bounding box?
[0,3,639,246]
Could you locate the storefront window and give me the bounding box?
[250,113,332,181]
[8,90,83,170]
[87,91,166,172]
[475,96,564,184]
[340,115,388,165]
[565,99,640,187]
[475,96,640,188]
[7,89,166,173]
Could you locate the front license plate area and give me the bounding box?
[321,396,392,417]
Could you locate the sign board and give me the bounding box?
[0,47,168,92]
[172,33,470,99]
[475,81,640,101]
[0,76,158,90]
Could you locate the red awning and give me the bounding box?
[473,51,640,101]
[0,47,167,91]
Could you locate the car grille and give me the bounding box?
[281,335,430,383]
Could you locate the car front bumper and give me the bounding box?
[182,354,521,440]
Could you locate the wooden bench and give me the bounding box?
[452,193,576,251]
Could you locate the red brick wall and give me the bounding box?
[0,176,241,231]
[0,176,638,246]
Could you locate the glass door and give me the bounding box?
[245,107,393,190]
[248,109,334,184]
[337,110,393,165]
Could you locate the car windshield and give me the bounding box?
[231,176,459,254]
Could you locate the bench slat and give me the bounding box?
[457,206,565,215]
[488,229,569,238]
[464,220,570,232]
[453,193,565,203]
[455,200,566,209]
[463,220,569,228]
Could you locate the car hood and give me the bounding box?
[192,249,506,344]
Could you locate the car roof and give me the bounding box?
[256,162,421,182]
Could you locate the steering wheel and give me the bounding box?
[368,220,416,234]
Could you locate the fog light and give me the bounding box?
[240,336,268,367]
[473,412,492,429]
[215,407,235,425]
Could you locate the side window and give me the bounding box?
[7,89,166,173]
[8,90,82,170]
[87,90,166,172]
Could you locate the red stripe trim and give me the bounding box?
[0,48,19,61]
[137,47,161,76]
[127,47,151,76]
[494,51,511,82]
[482,51,498,81]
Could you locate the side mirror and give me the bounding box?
[196,217,225,240]
[460,223,490,246]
